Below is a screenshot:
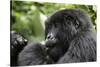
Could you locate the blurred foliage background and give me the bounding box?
[11,1,96,42]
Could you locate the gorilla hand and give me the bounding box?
[11,31,28,66]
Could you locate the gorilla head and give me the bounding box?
[45,9,94,62]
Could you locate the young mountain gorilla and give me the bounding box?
[11,9,96,66]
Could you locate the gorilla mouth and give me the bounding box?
[45,39,57,48]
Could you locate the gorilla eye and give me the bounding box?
[64,16,73,25]
[55,23,59,27]
[67,16,73,20]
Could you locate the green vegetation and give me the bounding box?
[11,1,96,42]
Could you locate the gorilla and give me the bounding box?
[11,9,96,66]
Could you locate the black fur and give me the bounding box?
[11,31,27,66]
[11,9,96,66]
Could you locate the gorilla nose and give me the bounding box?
[47,33,55,40]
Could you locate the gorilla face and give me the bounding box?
[45,11,79,48]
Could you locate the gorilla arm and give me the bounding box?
[18,42,53,66]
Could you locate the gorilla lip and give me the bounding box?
[45,38,57,48]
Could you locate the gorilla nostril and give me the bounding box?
[47,35,51,39]
[47,34,54,40]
